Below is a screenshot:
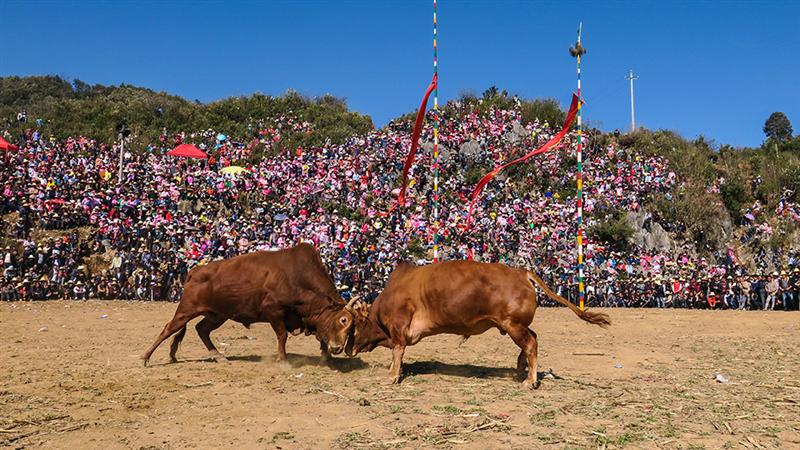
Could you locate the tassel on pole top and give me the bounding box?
[570,22,586,311]
[569,23,586,58]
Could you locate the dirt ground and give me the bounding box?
[1,302,798,449]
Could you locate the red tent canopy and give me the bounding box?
[167,144,207,159]
[0,136,19,151]
[0,136,19,163]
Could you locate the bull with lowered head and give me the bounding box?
[142,243,357,366]
[346,260,611,389]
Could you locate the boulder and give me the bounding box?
[625,211,674,252]
[420,141,451,162]
[504,122,529,145]
[459,140,481,159]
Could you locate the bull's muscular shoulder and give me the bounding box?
[393,261,416,274]
[288,243,325,264]
[385,261,417,284]
[293,242,318,255]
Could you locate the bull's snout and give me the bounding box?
[328,345,344,355]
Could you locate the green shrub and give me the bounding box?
[719,176,750,224]
[0,76,373,151]
[320,200,364,223]
[590,209,634,249]
[464,166,484,185]
[406,237,426,258]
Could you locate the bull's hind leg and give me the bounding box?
[196,316,228,362]
[507,326,539,389]
[142,308,199,366]
[168,325,187,363]
[269,321,289,363]
[517,349,527,373]
[516,329,538,373]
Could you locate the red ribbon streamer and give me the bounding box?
[464,93,581,229]
[381,74,438,217]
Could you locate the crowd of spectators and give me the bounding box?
[2,104,799,310]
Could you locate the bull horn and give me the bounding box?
[345,296,359,311]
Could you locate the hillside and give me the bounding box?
[0,76,374,156]
[1,76,799,273]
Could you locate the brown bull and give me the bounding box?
[345,260,610,388]
[142,244,355,366]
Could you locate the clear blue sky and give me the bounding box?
[1,0,798,147]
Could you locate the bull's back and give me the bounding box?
[181,252,289,320]
[378,261,535,336]
[419,261,531,306]
[178,246,336,322]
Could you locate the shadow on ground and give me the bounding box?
[285,353,368,372]
[228,355,263,362]
[402,361,561,383]
[404,361,519,380]
[147,354,263,367]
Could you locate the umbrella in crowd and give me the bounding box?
[167,144,207,159]
[220,165,247,175]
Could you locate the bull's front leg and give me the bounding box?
[386,345,406,385]
[320,340,332,362]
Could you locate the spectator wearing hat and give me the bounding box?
[737,276,750,310]
[779,270,792,311]
[764,273,779,310]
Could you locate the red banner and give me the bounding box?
[381,74,438,216]
[464,94,581,229]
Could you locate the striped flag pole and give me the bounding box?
[576,23,585,311]
[432,0,440,262]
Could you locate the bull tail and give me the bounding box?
[526,271,610,328]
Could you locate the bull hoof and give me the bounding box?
[383,375,401,385]
[169,356,178,364]
[522,379,541,390]
[209,352,228,363]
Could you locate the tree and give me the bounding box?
[763,112,793,142]
[481,86,499,99]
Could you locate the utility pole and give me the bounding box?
[118,132,124,184]
[625,70,638,132]
[116,123,130,184]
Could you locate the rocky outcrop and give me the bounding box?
[504,122,529,145]
[458,140,481,159]
[625,211,674,252]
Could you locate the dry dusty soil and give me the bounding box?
[1,301,799,449]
